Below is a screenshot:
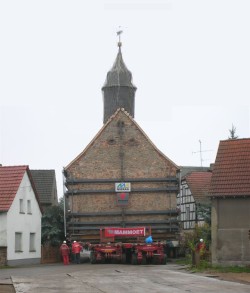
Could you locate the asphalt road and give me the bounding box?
[1,263,250,293]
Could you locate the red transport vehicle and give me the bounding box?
[88,227,167,265]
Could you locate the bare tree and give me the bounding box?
[228,124,238,139]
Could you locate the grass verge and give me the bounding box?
[174,256,250,273]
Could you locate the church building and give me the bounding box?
[64,38,180,244]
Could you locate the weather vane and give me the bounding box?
[117,27,123,48]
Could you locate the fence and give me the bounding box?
[0,247,7,266]
[41,244,61,264]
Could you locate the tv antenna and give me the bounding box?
[192,140,213,167]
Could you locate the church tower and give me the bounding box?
[64,34,180,247]
[102,38,137,124]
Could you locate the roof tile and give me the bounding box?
[0,166,27,212]
[185,171,212,203]
[210,138,250,197]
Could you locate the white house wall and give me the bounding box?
[7,171,42,265]
[0,213,7,246]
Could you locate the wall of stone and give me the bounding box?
[68,192,176,213]
[65,111,179,241]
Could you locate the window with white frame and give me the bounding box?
[19,199,24,213]
[27,200,32,214]
[15,232,22,252]
[29,233,36,252]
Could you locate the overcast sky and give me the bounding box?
[1,1,250,198]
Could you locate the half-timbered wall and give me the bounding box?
[177,180,196,230]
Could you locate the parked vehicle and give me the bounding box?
[88,227,167,265]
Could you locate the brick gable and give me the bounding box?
[66,108,179,174]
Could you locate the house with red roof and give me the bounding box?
[178,168,212,230]
[210,138,250,265]
[0,165,42,266]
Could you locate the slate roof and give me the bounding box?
[210,138,250,197]
[102,46,136,89]
[0,165,42,213]
[185,171,212,203]
[30,170,58,206]
[180,166,211,178]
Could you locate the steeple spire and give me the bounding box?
[102,31,137,124]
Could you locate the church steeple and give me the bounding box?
[102,34,137,124]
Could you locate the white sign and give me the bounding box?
[115,182,131,192]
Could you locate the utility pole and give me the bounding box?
[62,170,67,238]
[199,140,202,167]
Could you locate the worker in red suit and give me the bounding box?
[72,240,83,264]
[60,241,70,265]
[196,239,206,256]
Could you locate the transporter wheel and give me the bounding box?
[141,256,147,265]
[152,256,160,265]
[111,256,119,264]
[90,251,97,264]
[121,253,127,264]
[131,253,138,265]
[101,257,106,264]
[161,254,167,265]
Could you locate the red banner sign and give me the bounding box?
[104,227,145,237]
